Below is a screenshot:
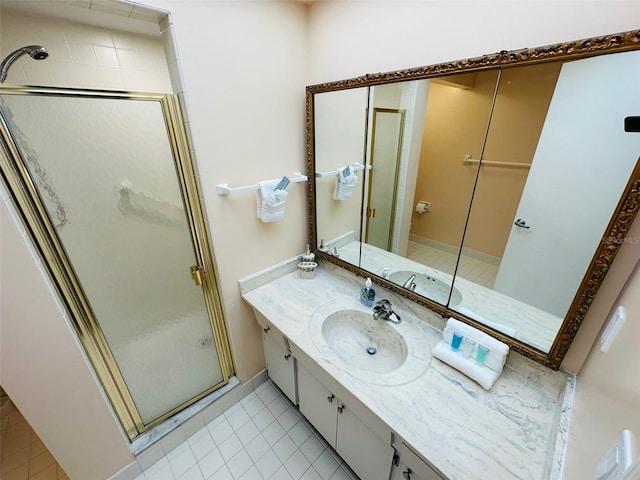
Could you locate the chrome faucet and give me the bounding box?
[402,274,417,291]
[372,299,402,324]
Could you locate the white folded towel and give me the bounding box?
[333,166,358,201]
[256,179,288,222]
[433,341,501,390]
[442,318,509,372]
[432,318,510,390]
[456,306,517,337]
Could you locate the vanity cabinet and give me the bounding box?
[262,325,297,404]
[297,362,394,480]
[391,442,445,480]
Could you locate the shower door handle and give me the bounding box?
[190,265,204,286]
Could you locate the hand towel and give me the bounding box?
[257,179,288,222]
[432,341,502,390]
[456,306,517,337]
[333,166,358,201]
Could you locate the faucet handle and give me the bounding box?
[375,299,391,310]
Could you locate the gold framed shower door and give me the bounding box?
[0,86,234,440]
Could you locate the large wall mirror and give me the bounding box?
[307,30,640,369]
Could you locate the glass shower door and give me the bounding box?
[0,91,229,431]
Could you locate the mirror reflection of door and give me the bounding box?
[365,108,405,251]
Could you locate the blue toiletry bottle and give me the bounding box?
[360,278,375,307]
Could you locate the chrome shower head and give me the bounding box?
[0,45,49,83]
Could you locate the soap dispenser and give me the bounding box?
[301,244,315,263]
[360,278,376,307]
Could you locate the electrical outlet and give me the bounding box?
[423,202,431,212]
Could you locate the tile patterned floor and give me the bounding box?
[0,398,68,480]
[135,380,360,480]
[406,240,499,289]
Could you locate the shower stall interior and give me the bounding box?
[0,87,234,440]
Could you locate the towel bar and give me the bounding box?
[315,162,372,178]
[463,154,531,168]
[216,172,308,196]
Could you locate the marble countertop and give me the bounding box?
[240,261,572,480]
[336,240,562,352]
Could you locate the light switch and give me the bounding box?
[595,430,635,479]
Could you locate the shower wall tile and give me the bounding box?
[1,9,172,93]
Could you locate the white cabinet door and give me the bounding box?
[337,401,394,480]
[398,443,444,480]
[263,330,296,404]
[297,363,337,446]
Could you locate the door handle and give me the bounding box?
[327,394,335,403]
[190,265,204,285]
[514,218,530,229]
[402,468,412,480]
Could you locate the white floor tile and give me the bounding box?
[256,385,279,405]
[300,435,325,464]
[254,449,282,479]
[190,431,216,461]
[284,450,311,479]
[242,395,265,418]
[236,419,260,446]
[209,419,234,446]
[252,408,276,432]
[262,421,285,446]
[238,465,262,480]
[312,450,340,480]
[288,421,312,446]
[178,464,205,480]
[209,465,233,480]
[246,434,270,463]
[272,434,297,463]
[198,448,225,479]
[266,396,289,419]
[301,467,323,480]
[328,467,351,480]
[218,434,243,462]
[226,449,252,478]
[277,408,300,432]
[271,465,294,480]
[226,407,251,431]
[168,444,197,478]
[145,457,176,480]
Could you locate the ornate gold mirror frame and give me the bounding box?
[306,30,640,370]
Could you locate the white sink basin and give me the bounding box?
[388,271,463,307]
[321,309,407,374]
[309,298,432,386]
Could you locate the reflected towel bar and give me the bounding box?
[216,172,308,196]
[463,154,531,168]
[315,162,372,178]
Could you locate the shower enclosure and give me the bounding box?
[0,87,234,440]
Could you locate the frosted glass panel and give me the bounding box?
[0,94,224,425]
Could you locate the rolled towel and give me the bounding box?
[257,179,288,222]
[333,166,358,200]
